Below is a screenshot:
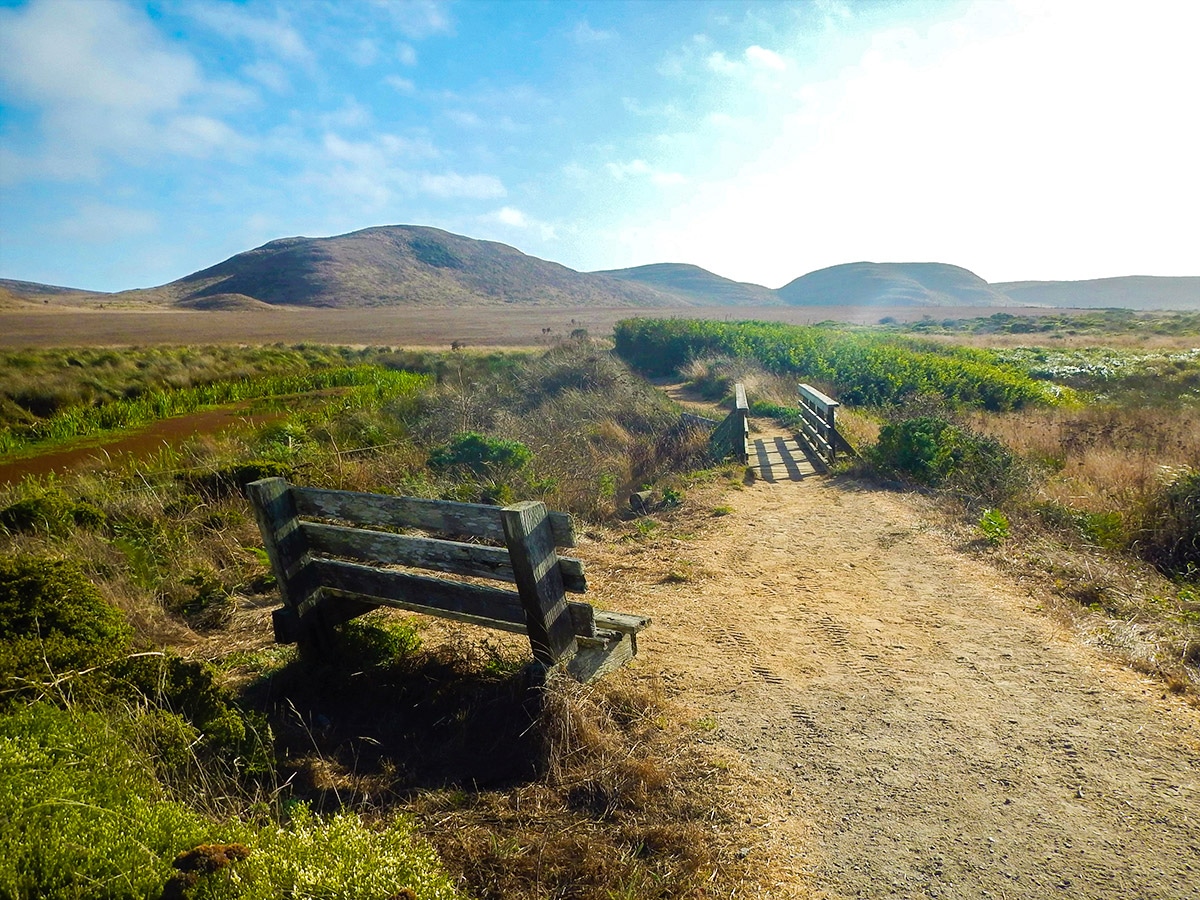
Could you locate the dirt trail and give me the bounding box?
[581,401,1200,899]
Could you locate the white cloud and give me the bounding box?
[163,115,246,157]
[0,0,247,179]
[707,45,788,78]
[420,173,506,199]
[243,60,291,93]
[484,206,557,240]
[706,52,739,75]
[350,38,379,67]
[308,132,497,210]
[606,159,685,186]
[186,3,310,63]
[396,43,419,66]
[372,0,453,39]
[495,206,529,227]
[745,45,787,71]
[598,0,1200,284]
[0,0,200,113]
[319,100,373,130]
[573,21,616,44]
[446,110,484,128]
[385,75,417,94]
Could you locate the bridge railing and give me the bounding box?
[708,382,749,464]
[796,383,841,466]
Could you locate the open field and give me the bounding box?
[0,305,1097,349]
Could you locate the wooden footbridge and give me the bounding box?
[706,382,852,482]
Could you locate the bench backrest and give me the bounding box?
[246,477,590,665]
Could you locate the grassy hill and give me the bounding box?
[777,262,1013,307]
[994,276,1200,311]
[116,225,689,309]
[0,279,109,308]
[593,262,781,306]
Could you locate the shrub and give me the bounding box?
[869,416,1020,502]
[181,460,294,500]
[0,555,132,701]
[111,653,273,777]
[0,702,210,899]
[978,508,1010,545]
[1138,468,1200,580]
[614,317,1053,410]
[0,491,104,537]
[428,432,532,477]
[0,703,461,900]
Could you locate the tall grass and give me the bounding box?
[0,367,427,456]
[614,317,1054,410]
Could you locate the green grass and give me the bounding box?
[0,702,462,900]
[614,317,1055,410]
[0,366,428,457]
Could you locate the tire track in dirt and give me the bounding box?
[583,469,1200,899]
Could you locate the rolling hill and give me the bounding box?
[5,225,1197,312]
[776,262,1014,307]
[593,262,781,306]
[993,276,1200,311]
[116,225,688,309]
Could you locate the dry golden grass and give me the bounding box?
[963,404,1200,515]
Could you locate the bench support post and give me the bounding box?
[246,477,328,658]
[501,501,579,666]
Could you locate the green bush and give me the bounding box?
[0,556,132,701]
[428,432,532,477]
[978,508,1010,545]
[869,416,1020,501]
[111,652,273,778]
[0,703,461,900]
[187,804,461,900]
[0,702,211,899]
[614,317,1053,411]
[1138,468,1200,580]
[0,491,105,537]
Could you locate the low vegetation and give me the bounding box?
[0,338,741,899]
[614,316,1054,410]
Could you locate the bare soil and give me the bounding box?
[576,417,1200,898]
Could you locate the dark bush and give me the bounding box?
[181,459,294,499]
[0,555,132,701]
[1137,469,1200,580]
[428,432,532,477]
[112,652,273,775]
[869,416,1021,502]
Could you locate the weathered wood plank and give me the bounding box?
[568,631,636,682]
[294,486,577,547]
[797,416,833,456]
[310,557,530,628]
[246,478,325,651]
[798,383,839,414]
[502,500,578,666]
[593,610,651,633]
[301,522,587,593]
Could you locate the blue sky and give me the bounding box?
[1,0,1197,293]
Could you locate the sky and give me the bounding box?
[1,0,1197,294]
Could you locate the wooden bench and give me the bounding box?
[246,477,649,682]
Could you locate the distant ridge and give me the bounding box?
[777,262,1012,308]
[994,276,1200,311]
[594,262,781,306]
[114,225,690,309]
[4,226,1197,312]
